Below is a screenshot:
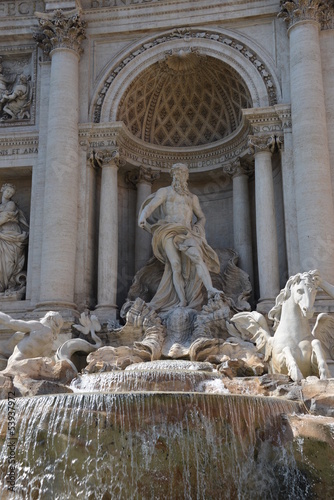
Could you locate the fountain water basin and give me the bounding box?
[2,360,330,499]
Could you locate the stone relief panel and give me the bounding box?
[0,49,36,126]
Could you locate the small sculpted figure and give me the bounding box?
[0,311,64,370]
[0,183,29,296]
[138,163,221,312]
[0,74,32,120]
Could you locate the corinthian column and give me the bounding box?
[128,166,160,272]
[92,150,119,320]
[279,1,334,281]
[249,135,280,302]
[34,9,86,311]
[224,159,254,285]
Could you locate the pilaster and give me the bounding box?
[248,134,280,306]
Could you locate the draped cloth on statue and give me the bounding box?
[0,209,28,292]
[139,194,220,313]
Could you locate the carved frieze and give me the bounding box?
[0,135,39,157]
[33,9,86,56]
[278,0,334,29]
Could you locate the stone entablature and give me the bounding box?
[0,134,38,158]
[79,121,251,172]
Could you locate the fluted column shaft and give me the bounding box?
[34,10,86,309]
[93,151,119,319]
[135,180,152,272]
[131,166,160,273]
[250,136,280,300]
[280,2,334,279]
[228,161,254,285]
[39,48,80,306]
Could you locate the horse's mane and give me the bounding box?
[268,271,317,330]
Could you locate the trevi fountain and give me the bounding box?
[0,1,334,499]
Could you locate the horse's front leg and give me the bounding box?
[281,346,304,382]
[311,339,330,379]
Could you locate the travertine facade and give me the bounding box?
[0,0,334,320]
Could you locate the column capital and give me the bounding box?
[223,158,254,178]
[248,135,276,155]
[126,166,160,187]
[33,9,86,56]
[278,0,333,30]
[90,149,120,169]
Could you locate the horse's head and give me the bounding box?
[290,272,317,319]
[269,270,318,329]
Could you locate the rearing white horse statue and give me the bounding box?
[228,270,334,382]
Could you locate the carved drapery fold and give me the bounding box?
[33,9,86,55]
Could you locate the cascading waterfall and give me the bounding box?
[0,364,313,500]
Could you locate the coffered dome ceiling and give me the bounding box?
[117,52,253,148]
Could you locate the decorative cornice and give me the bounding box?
[93,27,278,123]
[242,105,293,134]
[33,9,86,56]
[126,166,160,187]
[278,0,333,30]
[79,121,251,172]
[248,135,276,155]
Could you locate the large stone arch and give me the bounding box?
[91,27,282,126]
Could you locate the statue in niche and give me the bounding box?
[0,74,32,121]
[138,163,221,312]
[0,183,29,299]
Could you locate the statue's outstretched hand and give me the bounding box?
[138,215,146,229]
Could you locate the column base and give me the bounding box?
[34,301,78,323]
[256,298,276,315]
[314,295,334,314]
[94,304,118,323]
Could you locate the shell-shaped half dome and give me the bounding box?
[117,52,253,148]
